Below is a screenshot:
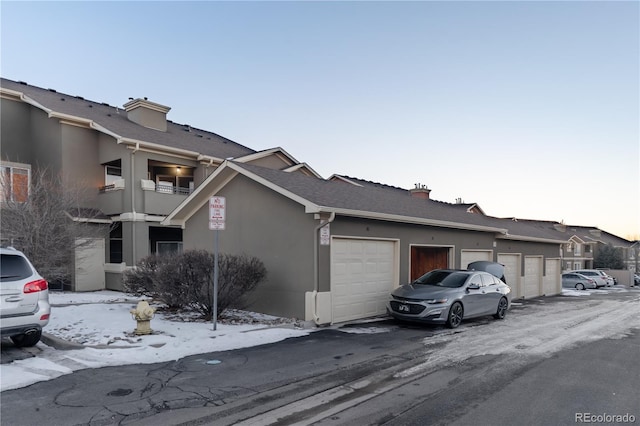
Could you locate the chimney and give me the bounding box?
[410,183,431,200]
[123,98,171,132]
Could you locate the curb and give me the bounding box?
[41,333,84,351]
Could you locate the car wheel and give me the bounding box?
[446,302,463,329]
[575,283,585,291]
[494,297,508,320]
[10,330,42,348]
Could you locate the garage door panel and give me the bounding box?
[460,250,492,269]
[524,257,542,298]
[498,254,521,299]
[332,239,395,323]
[544,259,560,295]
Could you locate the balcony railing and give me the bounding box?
[155,184,192,195]
[99,179,125,193]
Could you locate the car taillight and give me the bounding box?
[24,279,48,293]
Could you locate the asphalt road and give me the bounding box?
[1,290,639,426]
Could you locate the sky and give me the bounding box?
[1,1,638,239]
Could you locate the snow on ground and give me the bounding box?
[1,291,312,392]
[1,287,638,392]
[397,286,640,378]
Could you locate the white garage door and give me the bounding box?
[460,250,492,269]
[498,253,521,299]
[331,238,396,323]
[524,256,543,298]
[544,259,561,295]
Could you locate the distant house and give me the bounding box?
[164,161,570,324]
[0,78,317,290]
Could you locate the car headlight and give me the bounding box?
[426,298,448,304]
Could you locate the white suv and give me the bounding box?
[0,247,51,347]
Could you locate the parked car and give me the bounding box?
[634,274,640,286]
[387,261,511,329]
[595,269,617,286]
[571,270,609,288]
[562,272,598,290]
[0,247,50,347]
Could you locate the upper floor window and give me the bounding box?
[106,165,122,185]
[0,162,30,203]
[574,244,582,256]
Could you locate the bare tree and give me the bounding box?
[1,167,110,287]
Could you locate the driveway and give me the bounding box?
[1,288,639,426]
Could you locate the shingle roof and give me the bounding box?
[233,162,569,242]
[0,78,255,160]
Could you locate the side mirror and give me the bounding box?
[467,283,480,291]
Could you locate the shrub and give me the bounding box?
[123,250,267,319]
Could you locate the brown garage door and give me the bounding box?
[411,246,449,281]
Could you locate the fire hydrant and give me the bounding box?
[130,300,155,335]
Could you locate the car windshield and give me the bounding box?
[413,271,468,288]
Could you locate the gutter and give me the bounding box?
[498,234,569,244]
[130,142,140,264]
[312,212,336,324]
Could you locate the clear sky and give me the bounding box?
[1,1,638,239]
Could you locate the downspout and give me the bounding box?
[312,212,335,323]
[130,142,140,265]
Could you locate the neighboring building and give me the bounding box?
[510,221,636,273]
[0,78,318,290]
[559,225,636,272]
[164,161,569,324]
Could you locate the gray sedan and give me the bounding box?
[561,272,597,290]
[387,262,511,329]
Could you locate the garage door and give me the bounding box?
[544,259,561,295]
[331,238,396,323]
[498,253,521,299]
[524,256,543,298]
[460,250,492,269]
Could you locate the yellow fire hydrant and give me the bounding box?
[130,300,155,335]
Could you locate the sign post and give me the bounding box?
[209,196,226,331]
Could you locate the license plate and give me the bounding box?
[398,304,410,312]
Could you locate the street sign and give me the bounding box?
[209,196,226,230]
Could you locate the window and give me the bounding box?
[0,163,30,203]
[468,274,484,288]
[574,244,582,256]
[109,223,123,263]
[481,274,498,286]
[103,160,122,190]
[566,243,573,252]
[156,241,183,256]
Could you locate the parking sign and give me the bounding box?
[209,196,226,230]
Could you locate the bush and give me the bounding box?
[123,250,267,320]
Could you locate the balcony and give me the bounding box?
[141,179,192,215]
[97,179,125,215]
